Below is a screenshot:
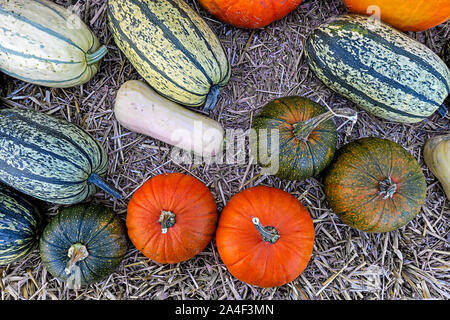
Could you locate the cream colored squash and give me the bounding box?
[424,134,450,199]
[114,80,224,158]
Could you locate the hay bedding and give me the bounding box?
[0,0,449,300]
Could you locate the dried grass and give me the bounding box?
[0,0,449,300]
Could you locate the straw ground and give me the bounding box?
[0,0,449,300]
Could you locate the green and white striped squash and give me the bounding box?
[305,14,450,123]
[0,185,41,265]
[0,0,107,88]
[107,0,231,111]
[0,108,122,205]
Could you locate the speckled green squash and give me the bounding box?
[305,14,450,123]
[107,0,230,111]
[0,185,41,265]
[0,0,107,88]
[324,137,427,233]
[0,108,122,205]
[250,96,337,181]
[40,204,128,287]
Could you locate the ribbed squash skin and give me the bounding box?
[107,0,230,110]
[0,185,41,265]
[305,15,450,123]
[250,96,337,181]
[0,109,108,205]
[216,186,314,287]
[199,0,303,29]
[324,138,427,233]
[0,0,106,88]
[40,204,127,287]
[343,0,450,32]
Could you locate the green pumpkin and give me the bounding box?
[0,185,41,265]
[250,96,337,181]
[40,204,128,288]
[324,137,427,233]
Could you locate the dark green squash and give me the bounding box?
[39,204,128,288]
[0,185,41,265]
[250,96,338,181]
[324,137,427,233]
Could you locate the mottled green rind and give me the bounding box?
[107,0,230,109]
[40,204,128,287]
[0,108,108,205]
[250,96,337,181]
[324,137,427,233]
[305,14,450,123]
[0,185,41,265]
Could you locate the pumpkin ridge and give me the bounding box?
[76,205,90,243]
[84,214,118,247]
[359,140,390,178]
[305,141,317,177]
[365,196,388,232]
[140,229,159,254]
[345,162,380,182]
[56,211,76,245]
[40,236,66,251]
[334,193,380,216]
[80,260,103,281]
[393,190,424,207]
[172,187,213,216]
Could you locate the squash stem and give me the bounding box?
[65,243,89,275]
[159,210,176,234]
[252,217,280,244]
[202,85,220,112]
[85,45,108,66]
[88,173,123,200]
[378,177,397,200]
[293,107,357,141]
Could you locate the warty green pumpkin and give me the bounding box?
[40,204,128,288]
[305,14,450,123]
[324,137,427,233]
[107,0,230,111]
[250,96,339,181]
[0,0,107,88]
[0,108,122,205]
[0,185,41,265]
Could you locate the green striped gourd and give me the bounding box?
[107,0,230,111]
[0,0,107,88]
[0,108,122,205]
[0,185,41,265]
[305,14,450,123]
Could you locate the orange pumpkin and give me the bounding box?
[199,0,303,29]
[343,0,450,32]
[127,173,218,264]
[216,186,314,287]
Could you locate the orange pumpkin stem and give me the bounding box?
[293,107,356,141]
[378,177,397,199]
[159,210,176,234]
[65,243,89,275]
[252,217,280,244]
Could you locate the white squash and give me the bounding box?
[114,80,224,158]
[424,134,450,199]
